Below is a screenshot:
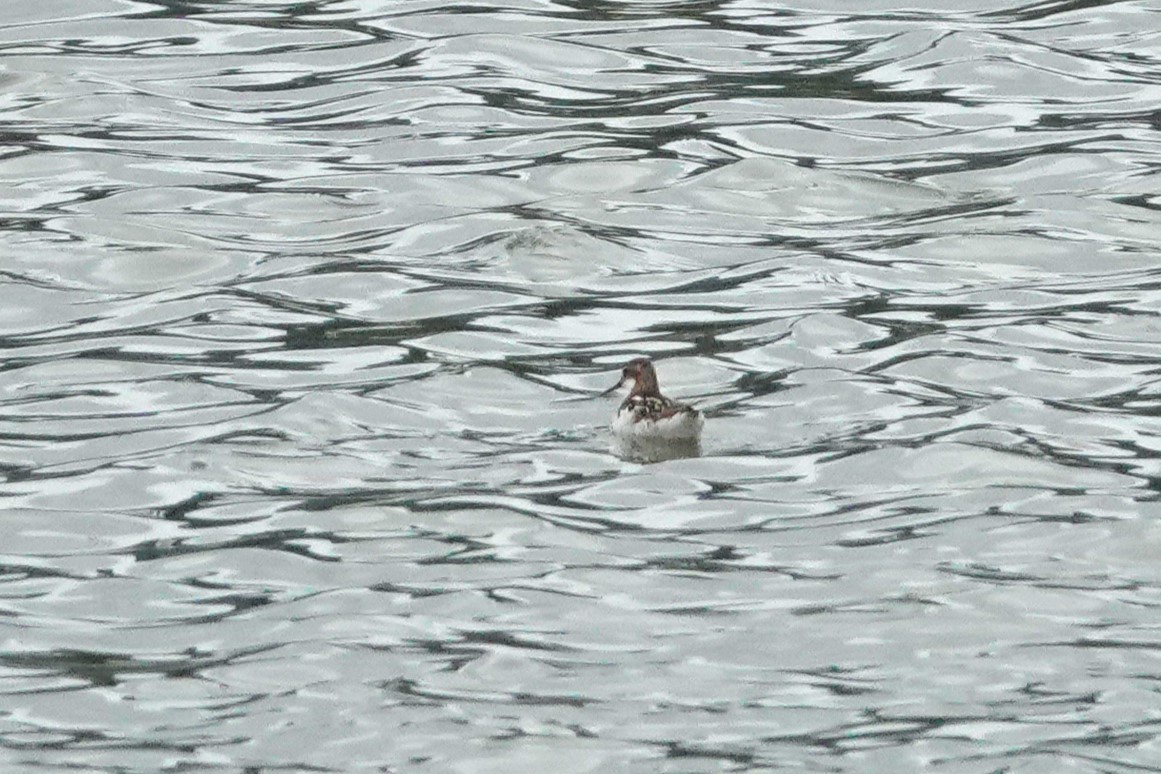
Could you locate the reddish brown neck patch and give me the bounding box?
[627,360,660,398]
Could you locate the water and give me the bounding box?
[1,0,1160,771]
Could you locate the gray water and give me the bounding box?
[1,1,1160,771]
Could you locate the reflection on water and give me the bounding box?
[1,0,1160,771]
[611,435,703,464]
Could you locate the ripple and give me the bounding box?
[2,0,1161,771]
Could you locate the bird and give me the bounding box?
[603,357,703,442]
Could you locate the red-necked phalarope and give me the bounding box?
[603,358,703,441]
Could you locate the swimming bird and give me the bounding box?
[603,358,703,442]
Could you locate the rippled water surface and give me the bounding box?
[2,0,1161,771]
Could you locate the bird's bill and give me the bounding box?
[600,374,628,396]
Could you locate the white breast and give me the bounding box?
[612,406,703,441]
